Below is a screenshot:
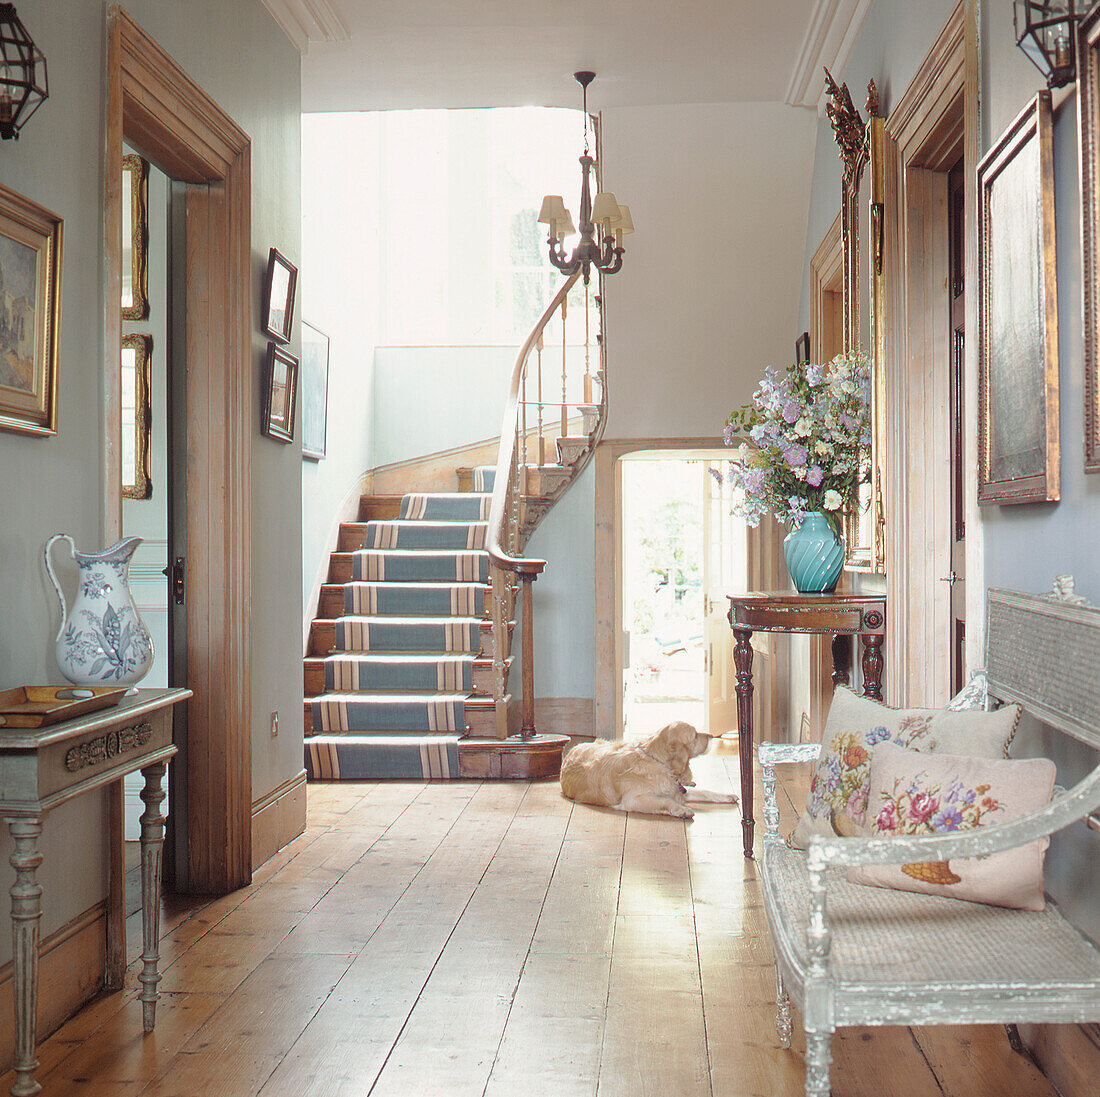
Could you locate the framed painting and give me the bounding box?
[300,321,329,460]
[262,247,297,344]
[1077,5,1100,472]
[262,342,298,444]
[0,182,62,437]
[795,331,810,365]
[121,154,149,321]
[977,91,1059,505]
[121,333,152,499]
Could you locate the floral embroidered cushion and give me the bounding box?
[846,742,1056,910]
[790,686,1021,848]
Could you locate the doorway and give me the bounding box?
[618,452,746,740]
[106,9,253,895]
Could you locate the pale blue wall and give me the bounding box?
[797,0,1100,941]
[0,0,301,959]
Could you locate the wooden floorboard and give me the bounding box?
[3,745,1062,1096]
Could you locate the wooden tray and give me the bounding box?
[0,686,129,728]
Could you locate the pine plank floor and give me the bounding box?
[4,743,1060,1096]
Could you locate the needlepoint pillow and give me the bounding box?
[846,742,1056,910]
[790,686,1021,848]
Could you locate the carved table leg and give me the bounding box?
[8,818,43,1097]
[830,633,851,688]
[732,627,755,859]
[861,633,884,700]
[139,763,168,1033]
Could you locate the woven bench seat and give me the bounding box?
[763,841,1100,1027]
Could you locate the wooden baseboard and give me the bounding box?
[251,769,307,871]
[0,901,106,1069]
[1018,1022,1100,1097]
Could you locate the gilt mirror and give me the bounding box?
[827,72,887,574]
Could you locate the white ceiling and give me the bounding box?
[270,0,872,114]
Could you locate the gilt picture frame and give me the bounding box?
[300,321,330,460]
[262,341,298,444]
[977,91,1059,505]
[0,182,62,437]
[1077,6,1100,472]
[121,154,149,322]
[263,247,297,344]
[121,333,152,499]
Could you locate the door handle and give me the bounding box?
[938,571,961,584]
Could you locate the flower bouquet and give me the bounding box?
[723,350,871,591]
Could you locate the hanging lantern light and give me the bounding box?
[1014,1,1082,88]
[0,3,48,140]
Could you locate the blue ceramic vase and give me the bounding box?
[783,512,844,593]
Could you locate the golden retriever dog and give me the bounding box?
[559,721,738,819]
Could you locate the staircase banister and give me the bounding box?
[487,269,581,573]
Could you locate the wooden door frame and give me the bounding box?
[104,7,252,893]
[881,0,980,705]
[806,214,845,736]
[593,438,782,740]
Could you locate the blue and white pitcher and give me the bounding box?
[44,535,154,685]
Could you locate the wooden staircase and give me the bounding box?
[303,468,566,780]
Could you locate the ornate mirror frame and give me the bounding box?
[827,72,887,574]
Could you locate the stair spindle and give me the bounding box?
[583,280,593,405]
[536,335,545,467]
[560,295,568,440]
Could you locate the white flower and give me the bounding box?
[815,440,833,456]
[823,489,843,511]
[793,416,812,437]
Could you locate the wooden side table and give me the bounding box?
[726,592,886,859]
[0,687,189,1097]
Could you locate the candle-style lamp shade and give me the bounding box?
[1014,0,1080,88]
[538,194,575,240]
[590,191,622,234]
[0,3,48,140]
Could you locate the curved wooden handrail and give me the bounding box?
[486,268,581,574]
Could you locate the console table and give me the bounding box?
[0,687,189,1097]
[727,592,885,859]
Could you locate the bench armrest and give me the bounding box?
[758,741,822,844]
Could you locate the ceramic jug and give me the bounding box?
[44,534,155,685]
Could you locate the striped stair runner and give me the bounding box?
[306,466,501,781]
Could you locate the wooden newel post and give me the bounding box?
[520,574,537,739]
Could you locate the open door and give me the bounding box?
[703,459,744,736]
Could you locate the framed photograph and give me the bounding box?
[300,321,330,460]
[262,342,298,444]
[0,182,62,437]
[121,154,149,321]
[121,334,152,499]
[1077,7,1100,472]
[977,91,1059,505]
[262,247,297,344]
[795,331,810,365]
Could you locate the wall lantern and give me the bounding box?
[538,72,632,284]
[1014,0,1082,88]
[0,3,48,140]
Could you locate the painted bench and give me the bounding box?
[757,587,1100,1097]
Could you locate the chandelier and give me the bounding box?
[537,71,633,283]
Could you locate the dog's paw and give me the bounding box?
[670,803,695,819]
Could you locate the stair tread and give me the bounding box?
[310,690,471,702]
